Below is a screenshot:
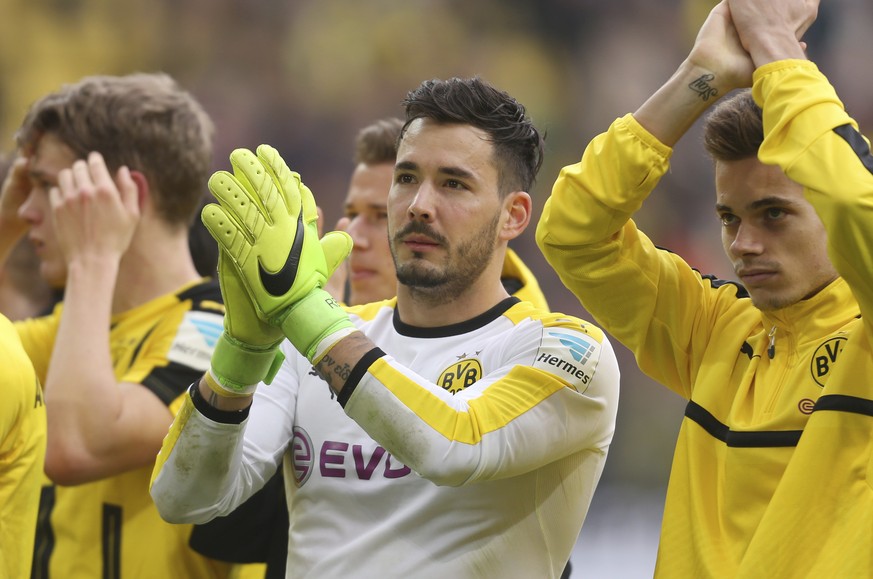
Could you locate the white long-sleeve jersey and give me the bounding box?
[151,297,619,578]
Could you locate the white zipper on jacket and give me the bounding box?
[767,326,777,359]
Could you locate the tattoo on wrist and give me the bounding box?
[689,74,718,101]
[317,353,352,390]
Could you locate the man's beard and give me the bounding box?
[390,213,500,303]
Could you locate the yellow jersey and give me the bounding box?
[18,279,231,579]
[0,312,46,579]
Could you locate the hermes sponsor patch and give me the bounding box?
[533,331,598,388]
[168,311,223,370]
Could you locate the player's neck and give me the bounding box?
[112,231,200,314]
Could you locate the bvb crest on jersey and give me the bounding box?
[810,335,847,387]
[437,358,483,394]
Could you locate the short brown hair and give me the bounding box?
[353,117,403,166]
[16,73,214,229]
[401,77,544,196]
[702,89,763,162]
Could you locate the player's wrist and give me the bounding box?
[277,287,356,363]
[203,370,254,399]
[745,34,808,68]
[209,331,285,395]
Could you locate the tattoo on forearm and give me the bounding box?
[316,353,353,391]
[689,74,718,101]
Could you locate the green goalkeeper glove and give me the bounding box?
[201,144,354,364]
[207,251,285,397]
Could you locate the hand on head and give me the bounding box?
[49,152,140,265]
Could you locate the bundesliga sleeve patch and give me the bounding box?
[167,311,223,371]
[533,329,600,391]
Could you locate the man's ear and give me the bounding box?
[128,170,150,211]
[500,191,532,241]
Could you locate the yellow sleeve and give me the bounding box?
[536,115,748,398]
[0,314,46,579]
[13,304,61,384]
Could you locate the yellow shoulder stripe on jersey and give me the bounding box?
[344,298,396,322]
[369,359,569,445]
[502,302,606,343]
[149,390,196,490]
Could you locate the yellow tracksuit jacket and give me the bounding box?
[537,60,873,577]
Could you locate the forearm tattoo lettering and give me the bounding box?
[316,353,353,392]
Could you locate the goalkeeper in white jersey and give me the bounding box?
[151,77,620,578]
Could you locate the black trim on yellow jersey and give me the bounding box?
[338,347,385,408]
[701,274,751,299]
[178,278,222,302]
[393,297,520,338]
[815,394,873,417]
[833,124,873,174]
[739,342,758,360]
[145,361,210,406]
[126,323,156,363]
[102,504,122,579]
[655,245,751,299]
[31,486,56,579]
[685,401,802,447]
[137,280,223,405]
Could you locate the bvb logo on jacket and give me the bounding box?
[809,335,848,387]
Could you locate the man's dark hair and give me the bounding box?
[401,77,544,195]
[703,89,764,162]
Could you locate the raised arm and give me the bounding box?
[535,2,758,397]
[634,1,753,145]
[41,153,172,484]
